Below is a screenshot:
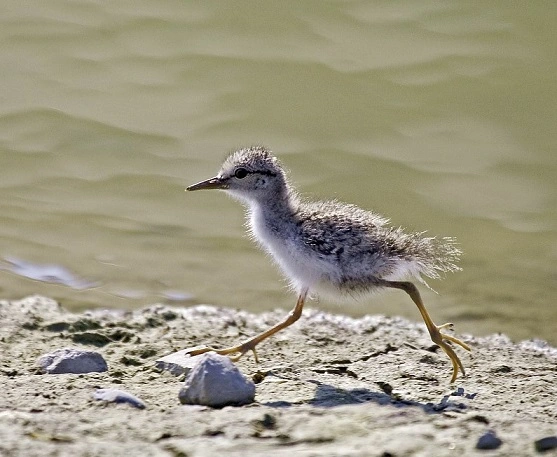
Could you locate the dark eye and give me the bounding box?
[234,168,248,179]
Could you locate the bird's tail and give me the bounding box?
[381,227,462,289]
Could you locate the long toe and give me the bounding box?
[439,339,466,383]
[441,333,472,352]
[187,345,241,358]
[186,346,213,356]
[429,326,468,383]
[437,322,454,330]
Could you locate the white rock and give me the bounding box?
[178,353,255,407]
[38,348,108,374]
[155,346,207,377]
[93,389,145,409]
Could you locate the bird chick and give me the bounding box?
[187,146,470,383]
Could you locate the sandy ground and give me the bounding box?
[0,295,556,457]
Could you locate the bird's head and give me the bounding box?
[187,146,288,204]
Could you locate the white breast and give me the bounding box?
[249,205,341,295]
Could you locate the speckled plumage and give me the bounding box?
[186,145,470,383]
[215,146,461,299]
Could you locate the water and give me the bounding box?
[1,1,555,344]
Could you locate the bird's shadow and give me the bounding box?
[265,380,475,414]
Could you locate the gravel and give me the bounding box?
[1,295,556,457]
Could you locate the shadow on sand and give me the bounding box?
[265,380,476,414]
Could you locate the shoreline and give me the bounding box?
[1,296,556,456]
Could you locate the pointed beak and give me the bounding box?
[186,176,227,191]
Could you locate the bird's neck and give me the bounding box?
[247,185,300,239]
[258,185,299,216]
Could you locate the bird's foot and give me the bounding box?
[430,323,471,384]
[185,341,260,363]
[436,323,471,352]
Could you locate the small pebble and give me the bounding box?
[535,436,557,453]
[94,389,145,409]
[155,347,207,377]
[178,352,255,408]
[476,430,503,450]
[38,348,108,374]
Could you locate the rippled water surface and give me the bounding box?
[1,1,555,343]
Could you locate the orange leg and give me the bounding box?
[382,280,471,383]
[187,288,309,362]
